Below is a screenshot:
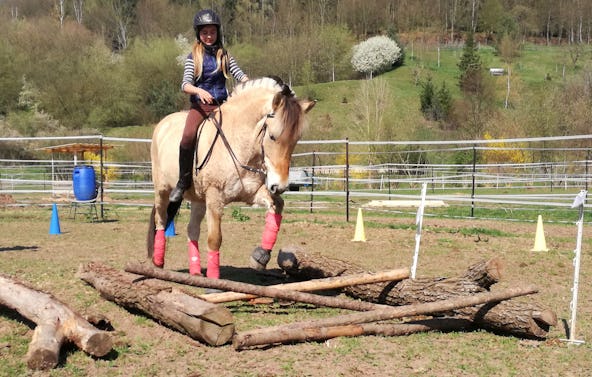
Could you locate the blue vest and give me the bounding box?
[190,52,227,104]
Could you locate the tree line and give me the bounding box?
[1,0,592,137]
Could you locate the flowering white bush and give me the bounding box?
[351,36,401,77]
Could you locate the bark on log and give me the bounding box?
[233,285,537,349]
[0,274,113,370]
[199,268,409,303]
[277,246,557,339]
[77,262,234,346]
[125,262,394,312]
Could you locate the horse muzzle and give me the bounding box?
[265,168,288,195]
[268,183,286,195]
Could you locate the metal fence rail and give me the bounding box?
[1,134,590,222]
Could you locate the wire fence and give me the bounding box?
[1,134,590,223]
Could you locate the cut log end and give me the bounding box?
[27,349,59,371]
[84,332,114,357]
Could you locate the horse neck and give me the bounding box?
[219,94,271,157]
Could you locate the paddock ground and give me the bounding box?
[0,204,591,376]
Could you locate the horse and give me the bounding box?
[147,77,315,278]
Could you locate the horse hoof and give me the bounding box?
[250,246,271,270]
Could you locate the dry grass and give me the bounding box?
[1,203,591,377]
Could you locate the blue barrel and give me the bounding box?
[72,165,97,201]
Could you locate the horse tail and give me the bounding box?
[147,205,156,259]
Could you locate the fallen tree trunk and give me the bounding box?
[125,262,394,312]
[77,262,234,346]
[233,285,537,349]
[199,268,409,303]
[0,274,113,370]
[277,246,557,338]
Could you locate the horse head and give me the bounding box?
[261,78,315,195]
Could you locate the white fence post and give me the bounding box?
[562,190,587,345]
[410,183,428,279]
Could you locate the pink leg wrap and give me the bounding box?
[153,229,166,268]
[261,213,282,250]
[188,240,201,276]
[206,251,220,279]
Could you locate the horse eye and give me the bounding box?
[269,133,277,141]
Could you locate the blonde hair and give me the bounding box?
[191,41,230,80]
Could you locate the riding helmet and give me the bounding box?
[193,9,221,32]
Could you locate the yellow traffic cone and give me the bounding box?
[531,215,549,252]
[352,208,366,242]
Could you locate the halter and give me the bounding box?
[194,109,275,177]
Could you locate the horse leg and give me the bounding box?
[205,192,224,279]
[152,193,168,267]
[250,189,284,270]
[187,202,206,275]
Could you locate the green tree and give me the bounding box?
[420,78,452,122]
[419,77,436,119]
[457,31,481,92]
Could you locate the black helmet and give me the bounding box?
[193,9,221,32]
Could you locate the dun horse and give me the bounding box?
[147,77,315,278]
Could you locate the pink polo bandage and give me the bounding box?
[206,250,220,279]
[188,240,201,276]
[261,213,282,251]
[153,229,166,267]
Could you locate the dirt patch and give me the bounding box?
[0,194,15,205]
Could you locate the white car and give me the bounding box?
[288,169,312,191]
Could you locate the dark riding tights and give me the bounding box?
[180,102,217,149]
[170,102,217,202]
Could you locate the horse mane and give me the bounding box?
[230,77,304,141]
[230,76,284,97]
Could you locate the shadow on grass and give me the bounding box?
[0,245,40,253]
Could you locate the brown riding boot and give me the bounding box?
[169,146,195,202]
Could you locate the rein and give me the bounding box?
[195,105,273,177]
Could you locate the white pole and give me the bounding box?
[411,183,428,279]
[563,189,586,345]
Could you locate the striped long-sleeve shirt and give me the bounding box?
[181,51,247,104]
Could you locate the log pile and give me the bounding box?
[77,261,234,346]
[276,246,557,339]
[0,274,113,370]
[232,285,538,349]
[2,245,556,367]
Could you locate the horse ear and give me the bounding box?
[299,99,316,114]
[272,92,284,110]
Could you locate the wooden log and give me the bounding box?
[277,247,557,338]
[125,262,392,312]
[233,285,538,349]
[199,268,409,303]
[77,262,234,346]
[0,274,113,370]
[235,318,474,349]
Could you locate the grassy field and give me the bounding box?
[1,202,591,376]
[296,42,590,142]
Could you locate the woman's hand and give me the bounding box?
[195,87,214,104]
